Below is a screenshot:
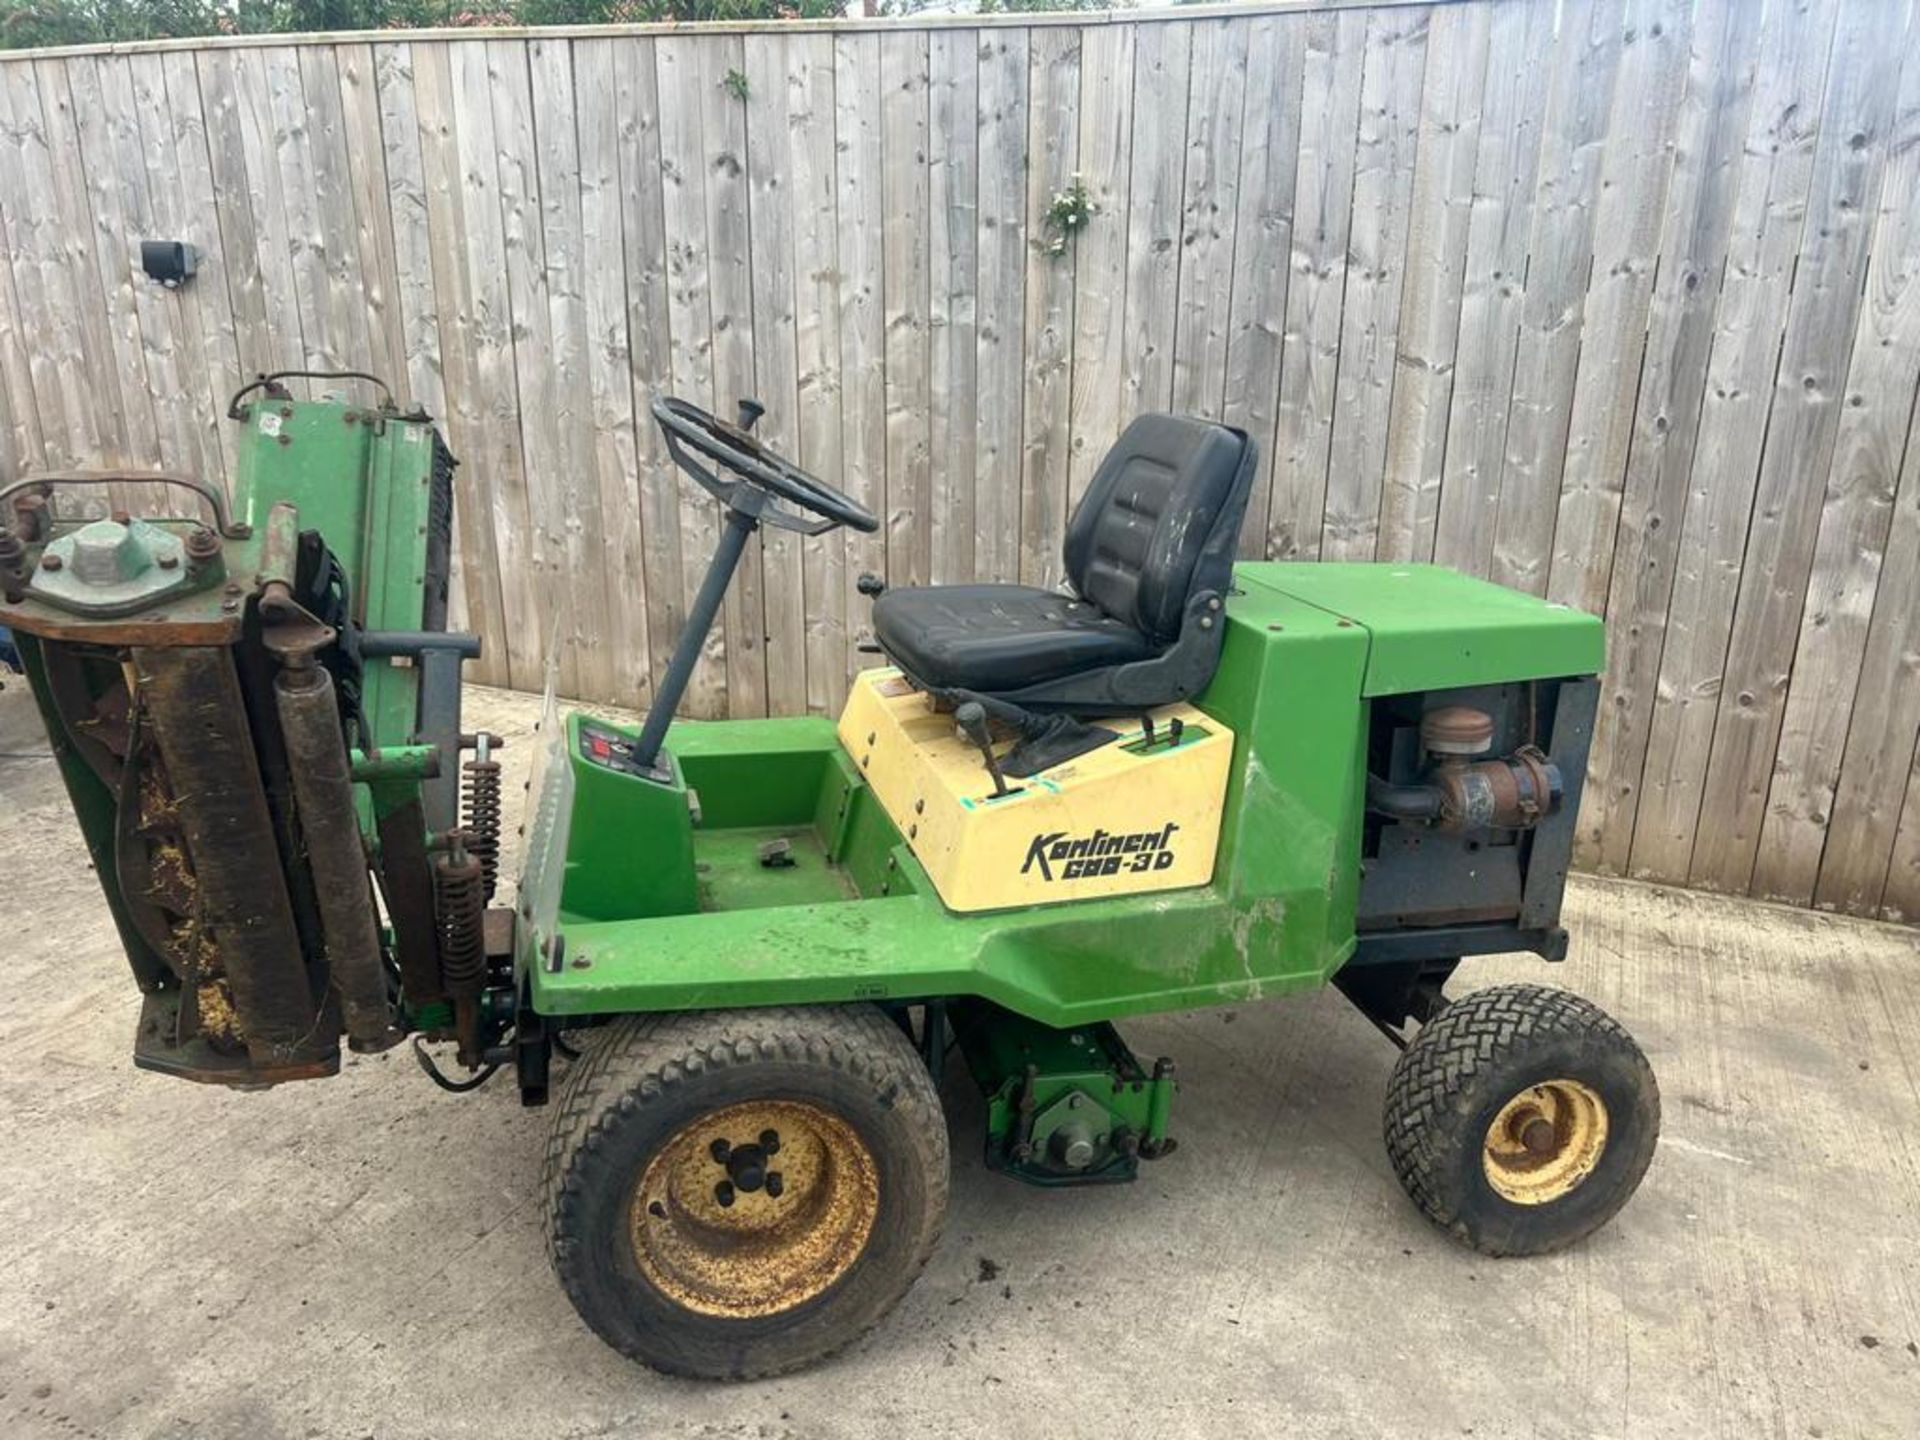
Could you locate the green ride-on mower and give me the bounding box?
[0,372,1658,1379]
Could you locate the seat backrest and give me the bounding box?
[1062,414,1255,645]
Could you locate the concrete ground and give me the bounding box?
[1,676,1917,1440]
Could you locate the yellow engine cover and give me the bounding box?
[836,669,1235,913]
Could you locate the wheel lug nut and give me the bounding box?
[759,1128,781,1155]
[765,1172,784,1199]
[715,1180,735,1207]
[710,1138,732,1164]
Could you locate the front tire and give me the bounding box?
[544,1005,949,1379]
[1383,984,1659,1257]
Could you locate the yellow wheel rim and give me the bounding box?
[1482,1079,1610,1205]
[629,1099,880,1319]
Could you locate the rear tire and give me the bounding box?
[1383,984,1658,1257]
[544,1005,949,1379]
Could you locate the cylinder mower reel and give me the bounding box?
[2,374,1659,1382]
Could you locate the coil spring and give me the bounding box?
[462,757,502,902]
[434,845,487,998]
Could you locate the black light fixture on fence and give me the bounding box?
[140,241,199,289]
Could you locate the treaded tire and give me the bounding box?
[544,1005,948,1380]
[1383,984,1659,1257]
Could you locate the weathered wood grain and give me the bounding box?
[974,27,1029,587]
[1429,0,1553,576]
[6,5,1920,920]
[1266,7,1367,560]
[744,31,808,718]
[1221,12,1305,560]
[1690,0,1908,894]
[1321,7,1427,562]
[1543,0,1693,616]
[1575,0,1765,872]
[1629,0,1838,883]
[882,30,933,593]
[1372,1,1488,564]
[929,28,981,581]
[1019,25,1081,591]
[1749,9,1920,904]
[1117,21,1185,441]
[1169,17,1248,423]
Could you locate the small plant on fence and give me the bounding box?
[723,68,751,101]
[1043,174,1095,258]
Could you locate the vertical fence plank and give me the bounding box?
[199,49,300,380]
[1267,7,1367,560]
[1065,23,1131,515]
[1322,7,1428,563]
[1630,0,1841,882]
[1546,0,1693,617]
[745,31,809,718]
[1748,16,1920,904]
[834,32,887,678]
[1222,12,1304,559]
[406,40,511,685]
[1577,0,1765,871]
[133,52,239,487]
[655,35,725,715]
[789,32,848,712]
[1169,17,1248,422]
[0,61,108,468]
[974,27,1029,585]
[375,40,472,651]
[1429,0,1553,576]
[701,34,769,719]
[612,35,682,705]
[60,55,162,477]
[572,39,649,709]
[1844,394,1920,918]
[336,44,406,406]
[1118,20,1186,440]
[929,28,980,584]
[1690,0,1909,893]
[1373,1,1489,564]
[449,38,544,688]
[1019,25,1081,590]
[882,31,932,592]
[34,57,141,477]
[1489,0,1628,596]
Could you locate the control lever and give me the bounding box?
[954,701,1010,798]
[736,397,766,432]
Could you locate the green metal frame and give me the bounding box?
[517,563,1603,1031]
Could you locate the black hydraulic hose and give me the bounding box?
[1366,771,1444,823]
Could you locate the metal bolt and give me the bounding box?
[714,1181,735,1208]
[759,1129,781,1155]
[40,553,62,571]
[157,552,179,569]
[1199,616,1213,629]
[710,1138,732,1164]
[765,1172,784,1199]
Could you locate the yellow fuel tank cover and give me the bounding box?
[836,669,1234,914]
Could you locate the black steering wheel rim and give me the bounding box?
[651,395,879,534]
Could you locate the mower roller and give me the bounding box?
[0,373,1659,1379]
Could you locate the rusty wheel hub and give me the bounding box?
[1481,1078,1609,1206]
[630,1099,880,1318]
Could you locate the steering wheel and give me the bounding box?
[651,395,879,536]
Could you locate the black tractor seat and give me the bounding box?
[872,412,1255,719]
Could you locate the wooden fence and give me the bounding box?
[3,0,1920,920]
